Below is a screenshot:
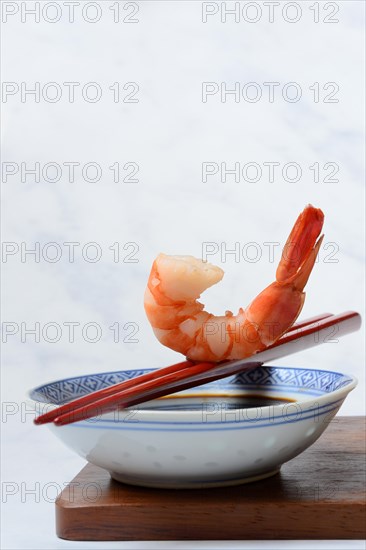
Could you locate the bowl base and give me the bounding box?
[109,467,281,489]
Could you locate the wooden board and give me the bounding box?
[56,416,366,541]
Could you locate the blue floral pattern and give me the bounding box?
[30,366,353,405]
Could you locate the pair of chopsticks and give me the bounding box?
[34,311,361,427]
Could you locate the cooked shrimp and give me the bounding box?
[144,205,324,362]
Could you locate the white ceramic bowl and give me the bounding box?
[29,366,357,489]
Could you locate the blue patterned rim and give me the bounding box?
[29,366,355,406]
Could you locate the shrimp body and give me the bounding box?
[144,205,324,362]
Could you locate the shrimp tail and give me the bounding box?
[286,232,324,292]
[276,204,324,289]
[246,205,324,347]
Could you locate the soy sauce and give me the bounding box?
[139,394,295,411]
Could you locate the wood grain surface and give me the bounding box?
[55,416,366,541]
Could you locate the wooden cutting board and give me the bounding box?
[55,416,366,540]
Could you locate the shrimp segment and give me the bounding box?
[144,205,324,362]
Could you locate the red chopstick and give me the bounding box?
[34,312,332,426]
[33,360,195,425]
[51,311,360,426]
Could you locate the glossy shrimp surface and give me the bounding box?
[144,205,324,362]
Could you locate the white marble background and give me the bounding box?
[1,1,365,548]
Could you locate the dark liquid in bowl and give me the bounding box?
[140,394,295,411]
